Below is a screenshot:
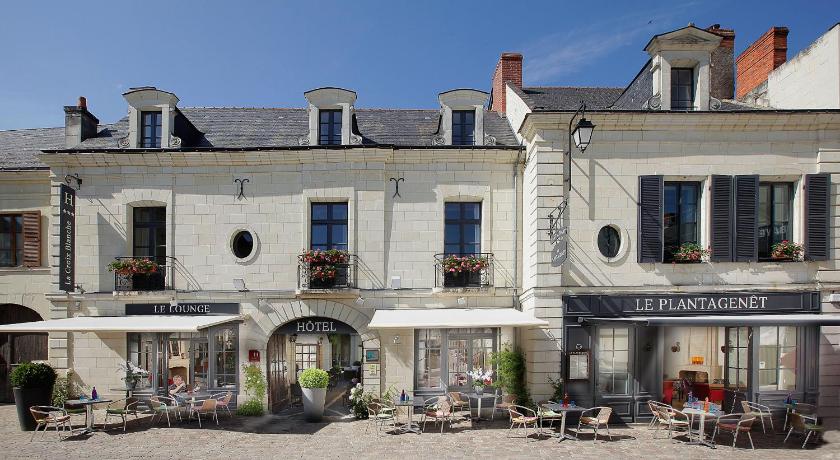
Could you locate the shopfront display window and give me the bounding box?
[725,327,750,390]
[415,328,497,392]
[596,327,630,395]
[214,327,237,388]
[758,326,797,391]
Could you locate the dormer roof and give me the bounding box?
[644,24,723,54]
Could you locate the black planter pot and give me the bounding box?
[13,386,53,431]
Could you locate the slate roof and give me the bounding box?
[0,106,520,169]
[512,86,625,111]
[0,127,64,169]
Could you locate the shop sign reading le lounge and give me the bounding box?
[125,302,240,316]
[564,291,821,317]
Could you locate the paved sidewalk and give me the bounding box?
[2,404,838,459]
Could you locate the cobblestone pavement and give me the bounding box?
[2,404,839,459]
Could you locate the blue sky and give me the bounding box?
[0,0,837,130]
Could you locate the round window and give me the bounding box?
[597,225,621,259]
[231,230,254,259]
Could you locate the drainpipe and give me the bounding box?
[513,143,524,311]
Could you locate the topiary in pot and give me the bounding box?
[11,362,57,431]
[299,368,329,422]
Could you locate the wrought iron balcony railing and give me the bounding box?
[112,256,175,292]
[297,253,358,290]
[434,253,494,289]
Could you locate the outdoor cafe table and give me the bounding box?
[466,393,496,421]
[65,397,113,433]
[392,398,421,434]
[544,403,587,441]
[683,407,720,448]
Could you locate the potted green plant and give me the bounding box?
[299,368,329,422]
[771,240,803,261]
[348,383,372,419]
[10,362,57,431]
[236,363,267,416]
[672,243,710,263]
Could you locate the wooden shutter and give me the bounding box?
[637,175,664,263]
[22,210,41,267]
[804,173,830,261]
[710,175,734,262]
[733,175,759,262]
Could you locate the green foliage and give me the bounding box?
[380,384,398,403]
[299,368,329,389]
[52,371,75,407]
[491,345,532,408]
[10,362,57,390]
[235,399,265,417]
[348,383,372,419]
[238,363,267,416]
[547,375,564,403]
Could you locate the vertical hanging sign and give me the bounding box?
[59,183,76,292]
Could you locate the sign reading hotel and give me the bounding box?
[126,302,240,316]
[59,184,75,292]
[276,317,356,335]
[564,291,820,317]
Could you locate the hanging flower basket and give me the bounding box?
[771,240,803,261]
[672,243,710,263]
[299,250,350,284]
[441,255,489,274]
[107,258,160,275]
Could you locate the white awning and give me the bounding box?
[368,308,549,329]
[0,315,244,333]
[581,314,840,326]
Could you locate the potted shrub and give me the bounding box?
[771,240,803,261]
[299,368,329,422]
[348,383,372,419]
[672,243,710,263]
[11,362,57,431]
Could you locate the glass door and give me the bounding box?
[447,339,469,389]
[724,327,750,390]
[295,344,319,379]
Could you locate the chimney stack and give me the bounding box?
[736,26,788,100]
[491,53,523,114]
[64,96,99,148]
[706,24,736,100]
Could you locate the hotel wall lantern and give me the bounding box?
[318,336,323,346]
[564,102,597,200]
[289,333,298,343]
[670,341,681,353]
[65,173,83,190]
[355,296,365,306]
[393,335,401,345]
[233,278,247,291]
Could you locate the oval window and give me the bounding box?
[597,226,621,259]
[231,230,254,259]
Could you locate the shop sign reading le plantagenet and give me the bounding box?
[125,302,240,316]
[563,291,821,317]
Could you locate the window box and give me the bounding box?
[297,250,356,290]
[110,257,170,291]
[435,253,494,288]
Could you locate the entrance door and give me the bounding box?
[267,333,288,413]
[295,344,320,378]
[723,326,751,412]
[0,304,47,402]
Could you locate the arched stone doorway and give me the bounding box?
[254,300,380,414]
[0,304,47,402]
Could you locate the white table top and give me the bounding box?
[544,404,587,412]
[683,407,721,417]
[65,398,112,405]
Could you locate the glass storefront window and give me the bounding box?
[597,327,630,395]
[415,328,496,391]
[214,327,237,388]
[127,332,156,390]
[416,329,442,389]
[759,326,797,391]
[725,327,749,389]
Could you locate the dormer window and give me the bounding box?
[319,109,342,145]
[670,68,695,110]
[452,110,475,146]
[141,111,163,148]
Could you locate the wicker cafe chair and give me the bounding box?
[149,395,182,427]
[740,400,774,434]
[713,414,756,449]
[366,401,396,435]
[104,397,141,432]
[784,412,825,449]
[647,401,670,429]
[652,405,691,441]
[537,401,563,434]
[29,406,72,441]
[493,393,516,420]
[421,396,452,434]
[213,391,234,417]
[507,404,539,440]
[576,406,613,442]
[188,398,219,428]
[448,392,472,424]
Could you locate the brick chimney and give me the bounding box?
[735,26,788,100]
[706,24,736,100]
[490,53,523,114]
[63,96,99,148]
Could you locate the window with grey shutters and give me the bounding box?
[637,175,663,263]
[734,175,759,262]
[804,173,830,261]
[710,176,734,262]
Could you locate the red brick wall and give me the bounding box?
[735,27,788,100]
[491,53,522,114]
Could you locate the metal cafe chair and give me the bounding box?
[784,412,825,449]
[213,391,234,417]
[188,397,219,428]
[149,395,182,427]
[29,406,72,441]
[421,396,452,434]
[713,413,756,449]
[104,397,141,432]
[576,406,614,442]
[507,404,539,440]
[740,400,774,434]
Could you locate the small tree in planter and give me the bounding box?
[10,362,57,431]
[672,243,710,263]
[299,368,330,422]
[771,240,803,261]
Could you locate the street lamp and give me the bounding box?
[565,102,597,200]
[571,117,595,152]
